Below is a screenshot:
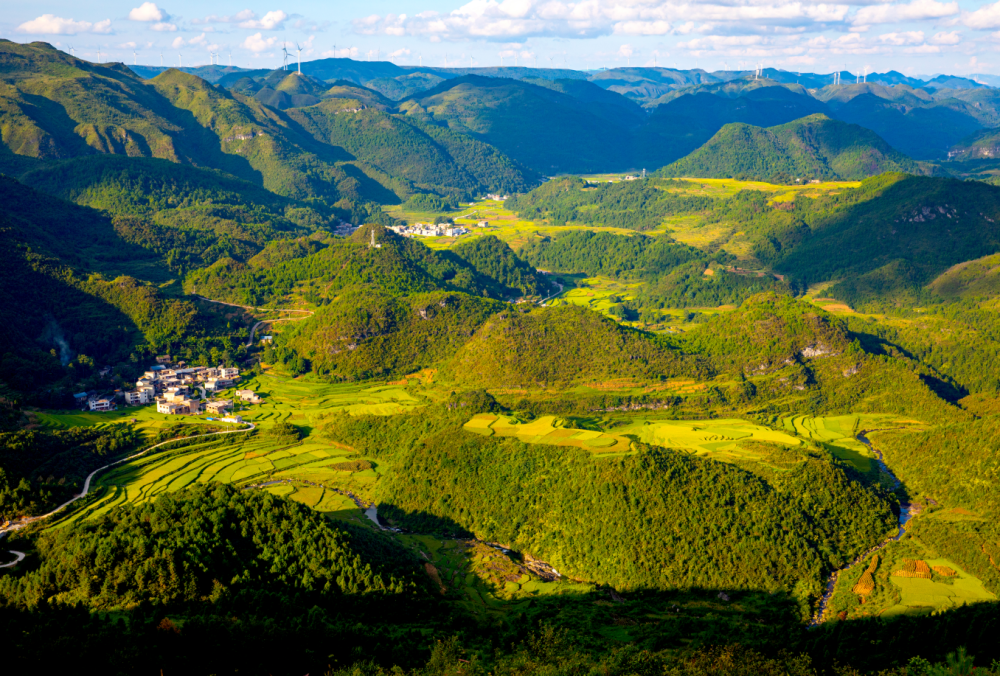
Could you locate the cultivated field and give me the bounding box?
[465,413,809,463]
[830,530,996,620]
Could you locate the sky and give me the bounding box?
[4,0,1000,77]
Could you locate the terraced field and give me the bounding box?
[780,414,924,472]
[48,433,375,530]
[464,414,804,461]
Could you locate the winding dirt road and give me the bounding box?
[0,423,255,569]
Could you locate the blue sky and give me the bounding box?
[4,0,1000,76]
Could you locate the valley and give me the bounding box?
[3,38,1000,675]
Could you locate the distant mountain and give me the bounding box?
[831,93,986,159]
[288,101,537,195]
[129,63,251,83]
[399,75,637,174]
[636,90,830,169]
[658,114,919,180]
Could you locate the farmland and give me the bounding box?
[827,526,996,620]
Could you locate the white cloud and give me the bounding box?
[930,30,961,44]
[852,0,958,26]
[238,10,289,30]
[388,48,411,57]
[189,33,208,46]
[964,1,1000,30]
[119,41,138,48]
[321,46,360,58]
[128,3,169,22]
[171,36,185,48]
[151,22,177,32]
[16,14,112,35]
[878,30,925,45]
[243,32,278,52]
[352,0,858,41]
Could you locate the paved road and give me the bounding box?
[0,423,255,568]
[195,295,313,314]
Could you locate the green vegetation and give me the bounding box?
[10,43,1000,676]
[658,114,919,182]
[507,176,713,231]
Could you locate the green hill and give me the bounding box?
[445,304,703,388]
[287,101,536,196]
[281,289,504,380]
[927,253,1000,299]
[659,114,919,180]
[15,155,332,273]
[0,176,204,396]
[771,174,1000,304]
[400,75,636,173]
[184,225,532,306]
[633,91,831,169]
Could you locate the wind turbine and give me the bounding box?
[160,52,163,67]
[97,47,101,63]
[295,43,302,74]
[228,51,232,67]
[179,54,182,68]
[68,44,74,57]
[282,43,289,70]
[133,50,137,65]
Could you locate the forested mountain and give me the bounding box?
[398,75,639,173]
[659,114,919,181]
[0,41,536,208]
[9,41,1000,675]
[288,101,537,196]
[0,176,205,398]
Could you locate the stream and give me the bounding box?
[808,432,913,626]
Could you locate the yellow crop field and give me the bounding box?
[852,556,879,595]
[464,414,810,463]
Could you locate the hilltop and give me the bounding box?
[658,114,919,181]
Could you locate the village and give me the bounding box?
[387,222,472,238]
[77,356,259,423]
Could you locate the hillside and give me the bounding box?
[15,155,331,272]
[773,174,1000,304]
[0,176,204,397]
[946,127,1000,161]
[399,75,636,173]
[635,91,830,168]
[287,102,536,196]
[280,289,504,380]
[446,304,702,388]
[659,114,919,181]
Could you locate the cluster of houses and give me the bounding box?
[77,355,265,418]
[388,223,470,238]
[485,193,510,201]
[332,221,360,237]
